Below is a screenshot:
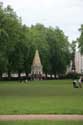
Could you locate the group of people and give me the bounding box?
[73,77,82,88]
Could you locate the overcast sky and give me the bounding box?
[1,0,83,42]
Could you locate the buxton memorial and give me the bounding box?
[31,50,43,80]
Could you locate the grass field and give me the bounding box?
[0,120,83,125]
[0,80,83,114]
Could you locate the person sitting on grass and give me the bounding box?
[73,80,78,88]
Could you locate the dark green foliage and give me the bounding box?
[78,24,83,54]
[46,27,71,74]
[65,72,80,79]
[71,41,76,72]
[0,3,71,77]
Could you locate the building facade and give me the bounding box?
[75,51,83,73]
[67,51,83,73]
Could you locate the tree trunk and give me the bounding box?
[25,72,28,79]
[45,73,48,80]
[0,72,2,80]
[50,74,53,79]
[18,72,21,82]
[8,71,11,80]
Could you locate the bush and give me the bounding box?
[65,72,80,79]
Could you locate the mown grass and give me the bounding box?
[0,80,83,114]
[0,120,83,125]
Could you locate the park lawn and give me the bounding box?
[0,120,83,125]
[0,80,83,114]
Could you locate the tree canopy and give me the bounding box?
[0,2,71,79]
[78,25,83,54]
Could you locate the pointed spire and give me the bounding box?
[31,49,43,76]
[32,49,42,66]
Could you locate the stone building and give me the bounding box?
[67,51,83,73]
[75,51,83,73]
[31,50,43,79]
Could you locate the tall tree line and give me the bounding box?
[0,3,71,79]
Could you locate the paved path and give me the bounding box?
[0,115,83,121]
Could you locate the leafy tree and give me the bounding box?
[1,5,22,78]
[30,24,50,74]
[0,28,8,78]
[47,27,71,76]
[71,41,76,72]
[0,2,71,80]
[12,26,30,78]
[78,24,83,54]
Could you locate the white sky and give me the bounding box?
[1,0,83,42]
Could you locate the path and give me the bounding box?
[0,115,83,121]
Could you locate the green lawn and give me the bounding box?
[0,80,83,114]
[0,120,83,125]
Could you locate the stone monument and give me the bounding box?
[31,50,43,80]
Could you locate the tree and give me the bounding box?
[71,41,76,72]
[0,2,71,79]
[47,27,71,76]
[0,28,8,78]
[78,24,83,54]
[29,24,50,74]
[0,3,33,79]
[1,5,23,78]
